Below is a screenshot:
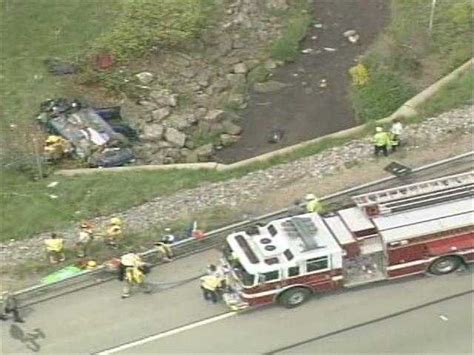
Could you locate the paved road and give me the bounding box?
[98,269,472,354]
[1,250,472,354]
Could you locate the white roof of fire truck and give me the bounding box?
[373,197,474,243]
[226,213,342,274]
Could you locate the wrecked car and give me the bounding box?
[37,98,137,167]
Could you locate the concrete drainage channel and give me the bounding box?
[15,151,474,307]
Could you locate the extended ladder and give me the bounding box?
[352,171,474,216]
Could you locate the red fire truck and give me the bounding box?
[218,172,474,310]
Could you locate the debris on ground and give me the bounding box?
[323,47,337,52]
[301,48,314,54]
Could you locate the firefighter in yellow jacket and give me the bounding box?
[105,217,123,248]
[44,233,65,264]
[305,194,324,213]
[200,271,225,303]
[119,253,151,298]
[43,135,70,161]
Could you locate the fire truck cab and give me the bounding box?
[220,172,474,310]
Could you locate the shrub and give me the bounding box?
[350,70,415,122]
[271,3,312,62]
[92,0,214,62]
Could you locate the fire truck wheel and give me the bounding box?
[428,256,462,275]
[278,287,311,308]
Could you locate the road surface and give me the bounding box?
[1,248,472,354]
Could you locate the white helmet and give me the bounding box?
[376,126,383,132]
[305,193,316,201]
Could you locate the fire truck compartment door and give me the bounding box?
[426,237,474,256]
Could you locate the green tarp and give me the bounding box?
[41,266,85,284]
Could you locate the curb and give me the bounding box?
[55,58,473,176]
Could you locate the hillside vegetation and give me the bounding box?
[351,0,473,122]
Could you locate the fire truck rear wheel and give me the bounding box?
[428,256,462,275]
[279,287,311,308]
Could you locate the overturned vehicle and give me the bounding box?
[37,98,138,167]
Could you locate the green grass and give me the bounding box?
[413,69,474,120]
[352,0,473,122]
[270,0,313,62]
[0,0,124,131]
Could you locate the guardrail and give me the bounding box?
[14,151,474,306]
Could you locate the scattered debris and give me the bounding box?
[313,23,323,28]
[319,79,328,88]
[311,35,318,40]
[301,48,314,54]
[343,29,360,44]
[292,73,299,77]
[439,315,448,321]
[323,47,337,52]
[47,181,59,188]
[49,194,59,199]
[268,129,284,144]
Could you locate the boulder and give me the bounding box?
[196,70,212,87]
[266,0,288,10]
[141,124,164,141]
[209,122,225,134]
[197,121,212,134]
[184,139,195,150]
[165,114,192,130]
[253,80,289,93]
[222,120,243,135]
[194,93,211,107]
[194,143,215,161]
[181,67,196,79]
[207,78,229,95]
[150,90,178,107]
[135,72,154,84]
[185,152,199,163]
[195,108,208,119]
[151,107,171,121]
[164,127,186,147]
[220,134,241,146]
[233,62,248,74]
[264,59,278,70]
[226,74,247,87]
[204,109,226,122]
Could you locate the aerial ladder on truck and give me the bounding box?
[352,171,474,216]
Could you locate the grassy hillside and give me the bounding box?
[351,0,473,122]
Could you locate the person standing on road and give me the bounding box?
[44,233,66,264]
[372,126,390,157]
[0,291,24,323]
[200,271,224,304]
[119,253,152,299]
[76,222,94,258]
[390,119,404,152]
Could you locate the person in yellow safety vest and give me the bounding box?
[43,135,69,161]
[119,253,151,298]
[105,217,123,248]
[76,222,94,258]
[305,194,324,213]
[44,233,65,264]
[200,271,225,303]
[373,126,390,157]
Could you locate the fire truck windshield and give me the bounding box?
[223,242,256,287]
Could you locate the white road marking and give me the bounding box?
[97,312,237,354]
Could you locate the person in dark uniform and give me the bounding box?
[0,291,24,323]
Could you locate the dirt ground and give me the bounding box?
[216,0,388,163]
